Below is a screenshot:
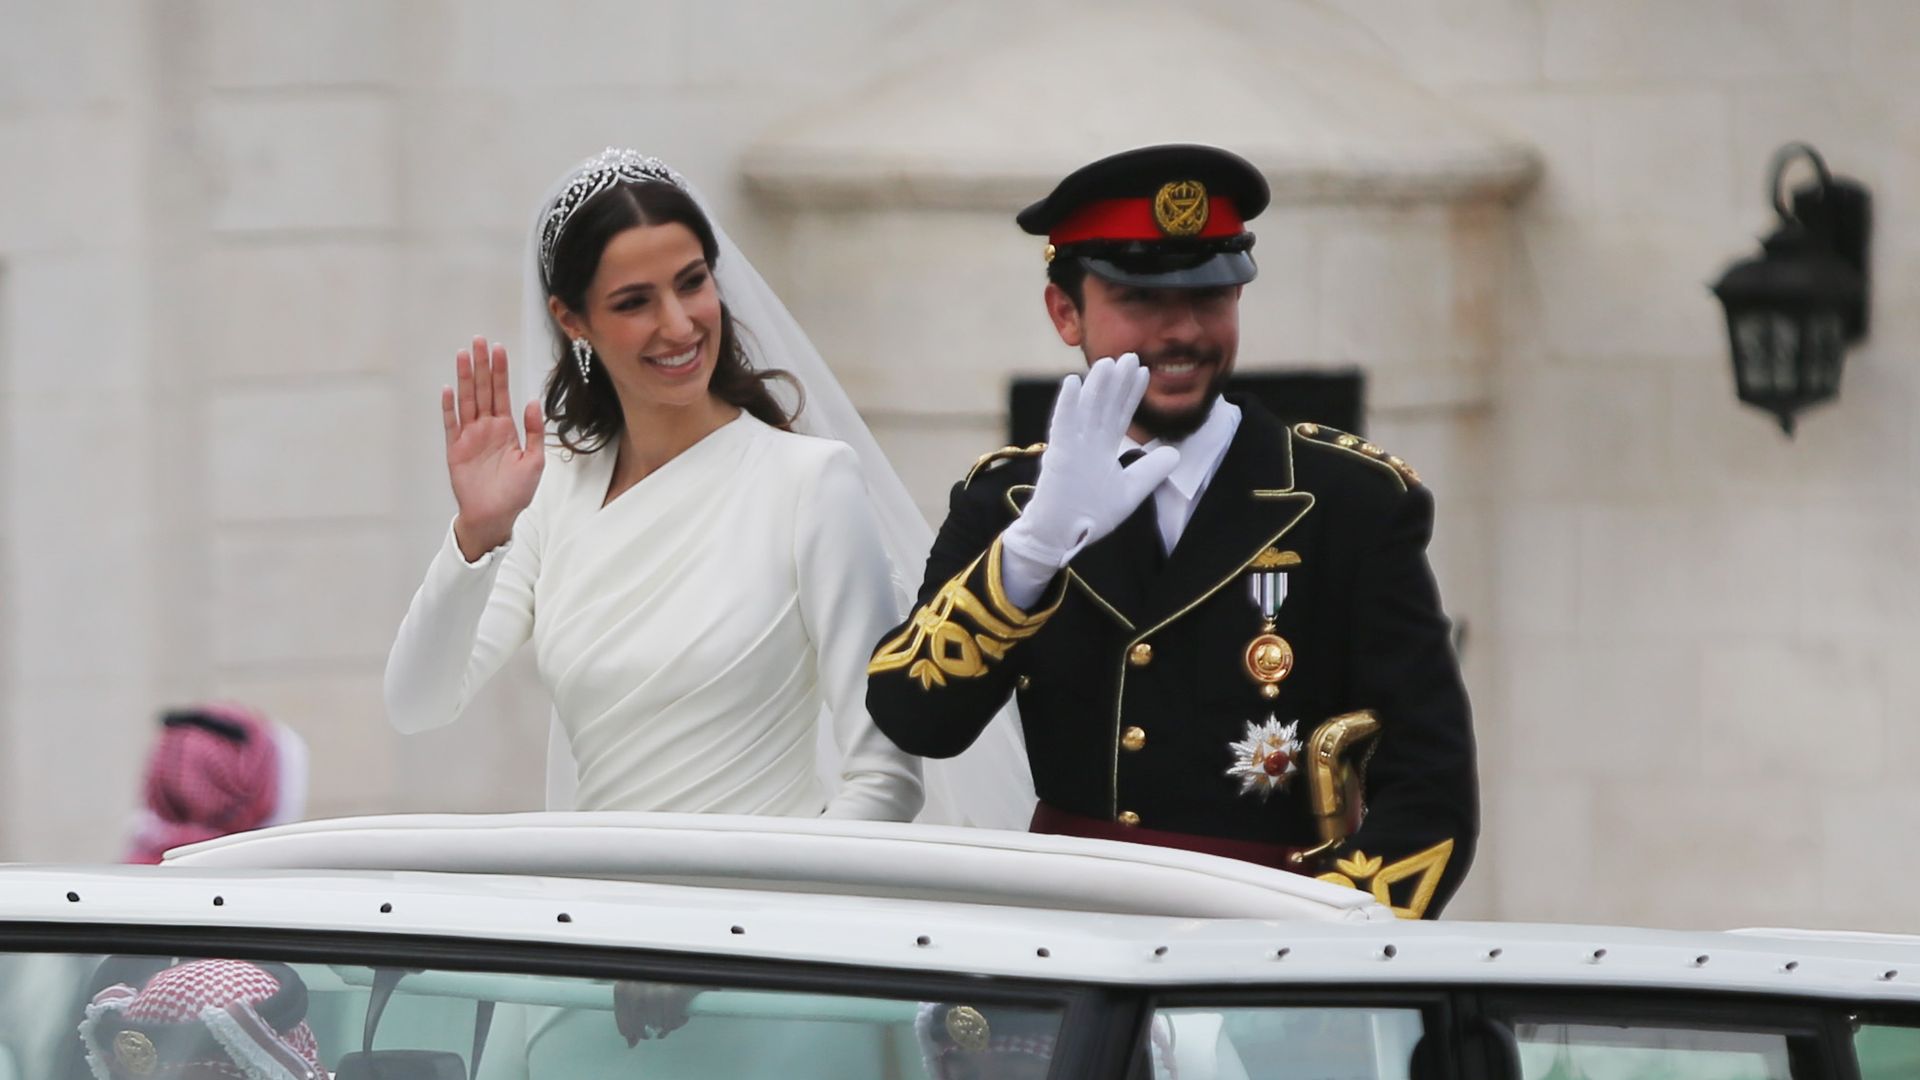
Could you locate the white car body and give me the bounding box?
[4,813,1917,1080]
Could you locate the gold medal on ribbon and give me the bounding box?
[1245,548,1299,698]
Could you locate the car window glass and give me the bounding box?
[1854,1023,1920,1080]
[0,952,1066,1080]
[1149,1005,1425,1080]
[1513,1022,1792,1080]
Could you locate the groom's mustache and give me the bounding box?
[1138,344,1225,370]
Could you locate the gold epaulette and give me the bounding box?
[1292,423,1420,489]
[963,442,1045,487]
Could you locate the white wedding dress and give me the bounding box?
[383,412,922,820]
[386,147,1033,830]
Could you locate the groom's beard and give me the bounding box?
[1130,343,1230,442]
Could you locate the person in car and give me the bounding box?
[867,144,1478,918]
[383,149,927,820]
[77,959,327,1080]
[915,1004,1059,1080]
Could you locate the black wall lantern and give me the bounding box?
[1711,142,1871,435]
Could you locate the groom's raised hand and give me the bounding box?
[1000,353,1181,573]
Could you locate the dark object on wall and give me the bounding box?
[1009,368,1365,446]
[1710,142,1871,437]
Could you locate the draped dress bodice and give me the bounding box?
[384,413,922,821]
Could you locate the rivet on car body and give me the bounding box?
[556,913,572,923]
[65,891,80,903]
[1485,948,1503,961]
[379,903,393,914]
[1380,945,1397,960]
[1153,946,1169,958]
[212,896,225,907]
[916,936,932,947]
[730,925,745,935]
[1783,961,1800,973]
[1884,970,1900,981]
[1274,947,1291,960]
[1693,955,1710,967]
[1036,948,1051,958]
[1589,949,1607,963]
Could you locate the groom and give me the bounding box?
[867,144,1477,919]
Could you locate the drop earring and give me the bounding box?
[571,337,593,381]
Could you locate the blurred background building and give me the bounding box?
[2,0,1915,930]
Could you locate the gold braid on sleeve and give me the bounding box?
[1315,839,1456,920]
[868,538,1063,690]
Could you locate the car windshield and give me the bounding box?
[0,951,1067,1080]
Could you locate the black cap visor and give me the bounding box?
[1079,248,1257,289]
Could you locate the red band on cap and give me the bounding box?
[1048,196,1244,246]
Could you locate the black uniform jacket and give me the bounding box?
[867,397,1478,918]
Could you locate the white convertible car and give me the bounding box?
[2,814,1917,1080]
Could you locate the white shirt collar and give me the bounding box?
[1123,397,1242,498]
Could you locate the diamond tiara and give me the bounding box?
[538,147,688,281]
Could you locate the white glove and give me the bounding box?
[1001,353,1181,574]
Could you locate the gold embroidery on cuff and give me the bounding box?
[869,540,1059,691]
[1315,840,1455,920]
[984,535,1067,626]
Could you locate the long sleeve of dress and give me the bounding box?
[383,508,542,735]
[795,445,926,822]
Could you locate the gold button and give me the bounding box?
[1117,810,1141,827]
[1296,423,1319,436]
[1360,442,1381,456]
[1016,675,1032,691]
[1336,434,1361,448]
[1121,726,1146,752]
[1129,642,1153,667]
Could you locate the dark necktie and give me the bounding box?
[1119,449,1168,566]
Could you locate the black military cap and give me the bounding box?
[1017,143,1269,288]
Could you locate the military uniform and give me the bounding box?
[866,144,1477,919]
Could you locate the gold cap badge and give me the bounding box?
[1153,179,1209,237]
[944,1005,992,1051]
[114,1031,159,1076]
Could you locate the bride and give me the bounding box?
[384,148,1032,825]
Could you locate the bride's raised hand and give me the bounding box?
[443,335,545,562]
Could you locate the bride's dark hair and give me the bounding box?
[541,180,799,453]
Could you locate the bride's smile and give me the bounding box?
[643,340,702,372]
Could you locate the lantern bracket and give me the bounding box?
[1769,141,1872,339]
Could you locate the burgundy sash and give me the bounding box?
[1029,802,1312,874]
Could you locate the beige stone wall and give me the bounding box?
[2,0,1916,936]
[0,0,1024,858]
[1320,0,1920,929]
[1,0,157,858]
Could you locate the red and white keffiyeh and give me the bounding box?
[914,1002,1177,1079]
[79,959,326,1080]
[124,704,307,864]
